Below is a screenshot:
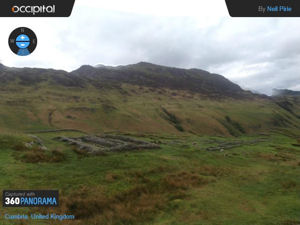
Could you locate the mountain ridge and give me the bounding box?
[0,62,251,98]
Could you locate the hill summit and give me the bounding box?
[71,62,248,98]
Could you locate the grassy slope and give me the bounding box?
[0,132,300,225]
[0,83,299,135]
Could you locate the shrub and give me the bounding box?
[13,143,28,151]
[20,148,66,163]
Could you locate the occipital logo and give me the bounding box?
[11,5,56,15]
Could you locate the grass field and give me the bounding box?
[0,78,300,225]
[0,130,300,225]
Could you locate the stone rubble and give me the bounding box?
[54,135,160,155]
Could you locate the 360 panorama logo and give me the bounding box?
[12,5,55,15]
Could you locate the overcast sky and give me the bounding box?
[0,0,300,95]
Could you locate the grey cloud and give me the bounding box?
[4,6,300,95]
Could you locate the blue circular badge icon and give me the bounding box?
[9,27,37,56]
[16,34,31,55]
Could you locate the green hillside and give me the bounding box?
[0,62,299,135]
[0,84,298,136]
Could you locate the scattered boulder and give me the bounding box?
[39,146,48,151]
[27,134,48,150]
[24,142,34,149]
[28,135,43,145]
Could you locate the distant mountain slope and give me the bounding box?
[273,89,300,96]
[272,89,300,123]
[0,62,299,136]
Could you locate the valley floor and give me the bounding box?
[0,131,300,225]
